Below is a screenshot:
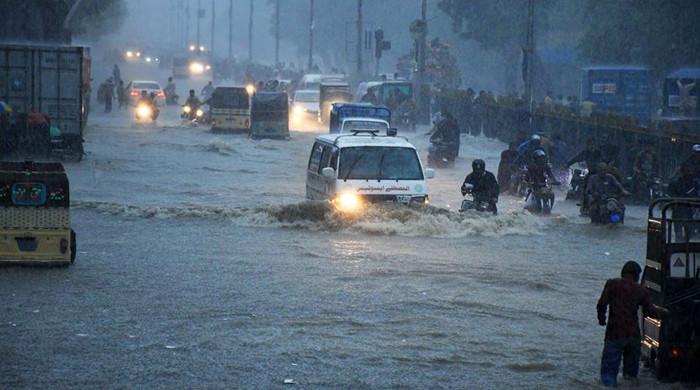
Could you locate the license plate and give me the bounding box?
[396,195,412,204]
[16,237,38,252]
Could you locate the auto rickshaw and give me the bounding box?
[209,86,251,132]
[0,161,75,265]
[641,198,700,381]
[250,92,289,139]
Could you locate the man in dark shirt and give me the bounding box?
[596,261,651,387]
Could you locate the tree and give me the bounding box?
[0,0,126,43]
[437,0,554,93]
[577,0,700,76]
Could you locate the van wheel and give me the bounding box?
[70,229,76,264]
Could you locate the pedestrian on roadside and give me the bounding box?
[103,77,115,113]
[117,80,127,109]
[112,64,121,85]
[596,261,664,387]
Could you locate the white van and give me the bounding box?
[306,130,434,211]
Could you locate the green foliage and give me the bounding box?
[68,0,127,37]
[577,0,700,72]
[437,0,552,50]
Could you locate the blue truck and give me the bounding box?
[580,65,652,123]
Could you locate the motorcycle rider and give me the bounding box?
[136,90,158,120]
[585,162,629,221]
[668,163,700,240]
[567,138,602,214]
[429,111,461,163]
[679,144,700,179]
[498,142,519,193]
[461,159,499,214]
[183,89,202,120]
[525,149,560,186]
[631,140,659,199]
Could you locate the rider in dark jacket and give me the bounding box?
[430,111,461,158]
[461,159,499,214]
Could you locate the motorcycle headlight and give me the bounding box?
[136,104,152,118]
[183,105,192,114]
[196,109,204,117]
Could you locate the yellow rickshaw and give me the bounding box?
[0,161,75,266]
[209,86,251,132]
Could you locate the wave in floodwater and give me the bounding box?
[72,200,548,238]
[139,141,237,156]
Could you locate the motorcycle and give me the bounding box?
[459,193,497,214]
[427,140,456,168]
[566,168,588,201]
[625,172,666,204]
[135,102,158,122]
[590,196,625,224]
[525,180,555,215]
[509,166,529,197]
[181,104,205,125]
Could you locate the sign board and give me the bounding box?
[592,83,617,94]
[669,252,700,278]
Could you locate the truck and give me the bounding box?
[0,43,90,160]
[580,65,652,123]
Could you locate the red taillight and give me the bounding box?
[130,91,139,97]
[671,348,682,358]
[60,238,68,254]
[156,91,165,98]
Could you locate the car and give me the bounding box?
[305,129,434,212]
[125,80,166,106]
[291,89,320,124]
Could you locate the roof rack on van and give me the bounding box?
[351,129,380,136]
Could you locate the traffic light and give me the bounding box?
[374,29,390,59]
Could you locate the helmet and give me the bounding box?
[531,134,541,141]
[621,260,642,281]
[533,149,547,164]
[141,90,148,96]
[189,89,195,95]
[692,144,700,153]
[596,162,608,173]
[472,159,486,174]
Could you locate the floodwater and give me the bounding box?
[0,78,676,389]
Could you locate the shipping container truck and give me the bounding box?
[0,43,90,160]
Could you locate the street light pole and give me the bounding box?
[524,0,536,115]
[210,0,215,56]
[308,0,314,71]
[415,0,427,124]
[356,0,363,78]
[248,0,254,62]
[228,0,233,60]
[275,0,280,67]
[196,0,201,46]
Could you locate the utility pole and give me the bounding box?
[412,0,428,124]
[356,0,363,78]
[308,0,315,71]
[196,0,202,46]
[185,2,190,47]
[248,0,253,62]
[228,0,233,60]
[210,0,215,56]
[275,0,280,67]
[524,0,536,115]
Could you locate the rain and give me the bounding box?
[0,0,699,388]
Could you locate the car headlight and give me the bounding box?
[136,104,152,118]
[333,192,363,213]
[189,62,205,74]
[183,105,192,114]
[196,109,204,117]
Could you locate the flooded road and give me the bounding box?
[0,104,668,389]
